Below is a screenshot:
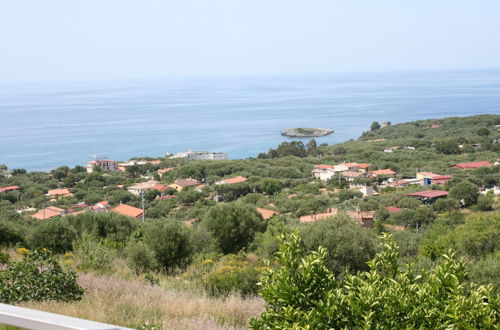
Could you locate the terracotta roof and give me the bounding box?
[431,124,441,128]
[385,207,403,213]
[32,206,65,220]
[47,188,71,196]
[358,164,371,169]
[371,169,396,176]
[110,204,144,218]
[452,161,492,169]
[341,171,364,178]
[174,179,200,187]
[0,185,20,193]
[195,184,207,190]
[314,164,333,169]
[152,184,168,192]
[223,176,247,184]
[407,190,449,199]
[344,162,359,168]
[96,200,109,206]
[158,167,175,174]
[256,207,278,220]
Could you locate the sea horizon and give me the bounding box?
[2,68,500,172]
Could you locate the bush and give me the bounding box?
[476,194,494,211]
[144,219,193,273]
[203,203,265,254]
[73,234,116,272]
[251,233,498,329]
[26,217,77,253]
[0,249,84,303]
[449,181,479,207]
[300,215,378,274]
[125,240,157,274]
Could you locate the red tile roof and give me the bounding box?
[47,188,71,196]
[110,204,144,218]
[174,179,200,187]
[0,185,20,193]
[344,162,359,168]
[32,206,65,220]
[152,184,168,192]
[358,164,371,169]
[385,207,403,213]
[407,190,449,199]
[223,176,248,184]
[256,207,278,220]
[371,169,396,176]
[314,164,333,169]
[452,161,492,169]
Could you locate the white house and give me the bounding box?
[171,150,228,160]
[86,159,118,173]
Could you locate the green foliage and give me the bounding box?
[453,213,499,258]
[26,217,77,253]
[300,215,378,274]
[202,202,265,254]
[251,233,498,329]
[476,194,494,211]
[259,178,283,195]
[0,249,84,303]
[73,234,116,272]
[433,197,459,213]
[449,181,479,207]
[477,127,490,136]
[143,219,193,273]
[68,212,138,242]
[370,121,381,131]
[337,189,362,202]
[125,240,157,274]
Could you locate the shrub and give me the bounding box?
[202,202,265,254]
[144,219,193,273]
[476,194,494,211]
[0,249,84,303]
[251,233,498,329]
[449,181,479,207]
[26,217,77,253]
[125,240,157,274]
[73,234,116,272]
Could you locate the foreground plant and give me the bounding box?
[0,249,84,303]
[251,233,498,329]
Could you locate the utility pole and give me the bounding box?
[141,191,145,222]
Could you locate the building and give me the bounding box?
[300,208,374,228]
[431,124,441,128]
[357,164,371,173]
[157,167,175,176]
[46,188,72,198]
[370,169,396,178]
[452,161,492,170]
[110,204,144,219]
[86,159,118,173]
[215,176,248,185]
[385,206,403,213]
[382,121,391,127]
[312,164,349,181]
[168,178,200,191]
[256,207,278,220]
[407,190,448,204]
[32,206,65,220]
[495,159,500,166]
[384,146,400,153]
[171,150,228,160]
[341,171,365,182]
[126,181,159,196]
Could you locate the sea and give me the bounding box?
[1,69,499,172]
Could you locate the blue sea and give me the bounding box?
[1,69,499,172]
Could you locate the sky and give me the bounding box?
[1,0,500,82]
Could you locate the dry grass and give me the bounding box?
[19,273,264,329]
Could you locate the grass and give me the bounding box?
[16,272,263,329]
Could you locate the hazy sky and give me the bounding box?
[1,0,499,82]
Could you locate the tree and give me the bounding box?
[434,140,461,154]
[26,217,77,253]
[251,233,498,329]
[370,121,381,131]
[306,139,318,156]
[300,215,378,274]
[449,181,479,207]
[259,178,283,195]
[143,219,193,273]
[477,127,490,136]
[202,202,265,254]
[476,194,494,211]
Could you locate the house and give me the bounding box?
[431,124,441,128]
[92,200,110,212]
[0,185,20,193]
[117,160,148,172]
[370,169,396,178]
[384,146,400,153]
[404,146,416,150]
[215,176,247,185]
[169,178,200,191]
[110,204,144,219]
[344,163,360,171]
[300,208,374,228]
[431,175,453,185]
[382,121,391,127]
[256,207,278,220]
[312,164,349,181]
[358,164,371,173]
[385,179,413,188]
[195,184,207,192]
[46,188,72,198]
[407,190,448,204]
[452,161,492,169]
[341,171,365,182]
[86,159,118,173]
[357,185,377,197]
[32,206,65,220]
[127,181,159,196]
[171,150,228,160]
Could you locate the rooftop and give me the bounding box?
[110,204,144,218]
[407,190,449,199]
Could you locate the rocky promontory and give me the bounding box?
[281,127,333,138]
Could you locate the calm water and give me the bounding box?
[1,70,499,171]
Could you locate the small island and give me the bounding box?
[281,127,333,138]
